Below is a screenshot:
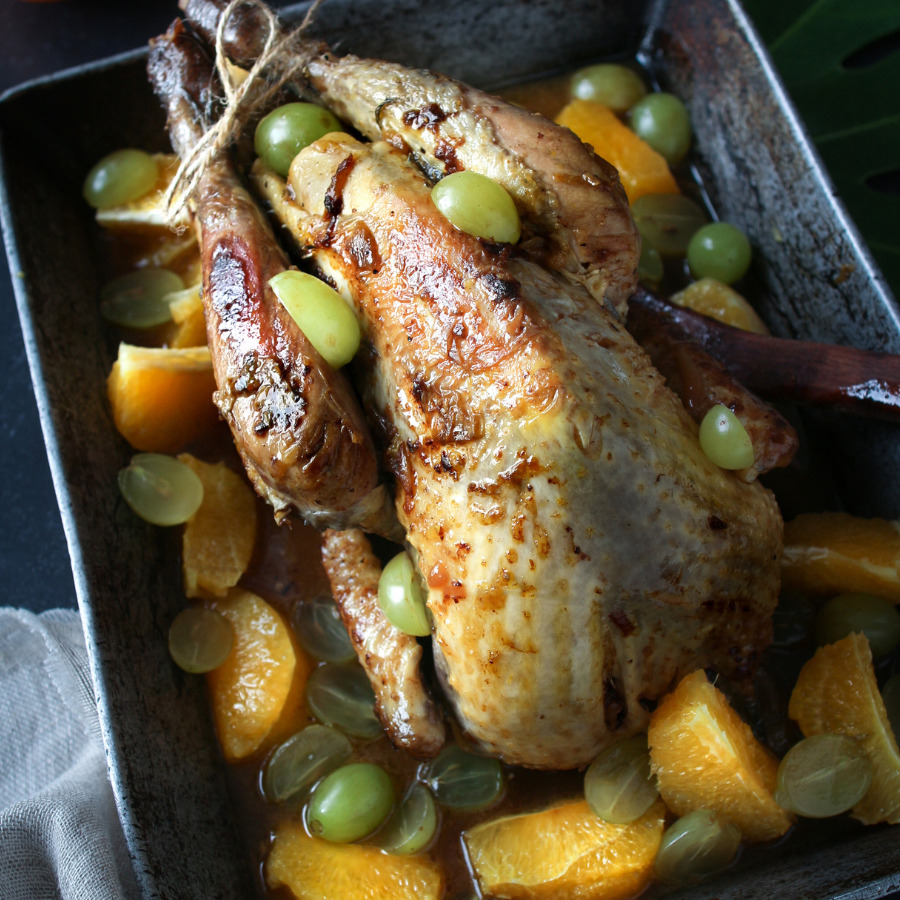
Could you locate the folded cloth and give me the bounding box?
[0,608,140,900]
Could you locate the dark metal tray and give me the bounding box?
[1,0,898,897]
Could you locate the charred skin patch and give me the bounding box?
[347,221,382,272]
[320,153,357,245]
[482,272,521,304]
[402,102,449,131]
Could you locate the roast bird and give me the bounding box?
[151,4,784,768]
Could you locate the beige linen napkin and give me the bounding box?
[0,608,140,900]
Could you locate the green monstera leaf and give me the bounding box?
[743,0,900,295]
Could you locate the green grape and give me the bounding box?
[883,674,900,741]
[629,92,692,165]
[269,270,361,368]
[117,453,204,526]
[306,763,395,843]
[293,596,356,663]
[83,148,158,209]
[653,809,741,884]
[815,592,900,658]
[306,663,383,739]
[254,102,342,177]
[699,405,754,470]
[378,552,431,637]
[637,239,664,288]
[376,782,439,854]
[584,734,659,824]
[420,745,505,812]
[262,724,352,804]
[570,63,647,113]
[431,171,521,244]
[168,607,233,673]
[771,592,816,648]
[99,268,183,329]
[774,733,872,818]
[630,193,707,257]
[687,223,752,284]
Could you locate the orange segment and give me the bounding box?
[788,633,900,824]
[95,153,200,281]
[95,153,189,232]
[556,99,679,203]
[463,799,666,899]
[178,455,258,599]
[166,284,207,348]
[648,670,793,842]
[266,823,444,900]
[671,278,769,334]
[206,588,308,761]
[782,512,900,602]
[113,231,200,283]
[96,153,200,284]
[107,342,219,453]
[135,240,201,287]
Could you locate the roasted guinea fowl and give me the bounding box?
[153,2,786,769]
[149,17,394,533]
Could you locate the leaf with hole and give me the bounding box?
[742,0,900,293]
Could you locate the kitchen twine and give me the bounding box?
[163,0,325,227]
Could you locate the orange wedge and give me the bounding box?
[205,588,308,761]
[111,231,200,284]
[266,823,444,900]
[107,343,219,453]
[93,152,195,248]
[95,153,200,279]
[782,512,900,602]
[671,278,769,335]
[178,455,258,599]
[648,670,793,842]
[463,798,666,899]
[166,284,207,348]
[94,154,185,230]
[788,633,900,824]
[556,99,679,203]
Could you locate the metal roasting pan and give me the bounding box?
[1,0,898,897]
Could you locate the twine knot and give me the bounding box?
[163,0,324,226]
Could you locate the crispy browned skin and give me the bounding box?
[178,0,639,319]
[254,135,784,769]
[303,55,639,319]
[321,529,445,757]
[148,21,391,530]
